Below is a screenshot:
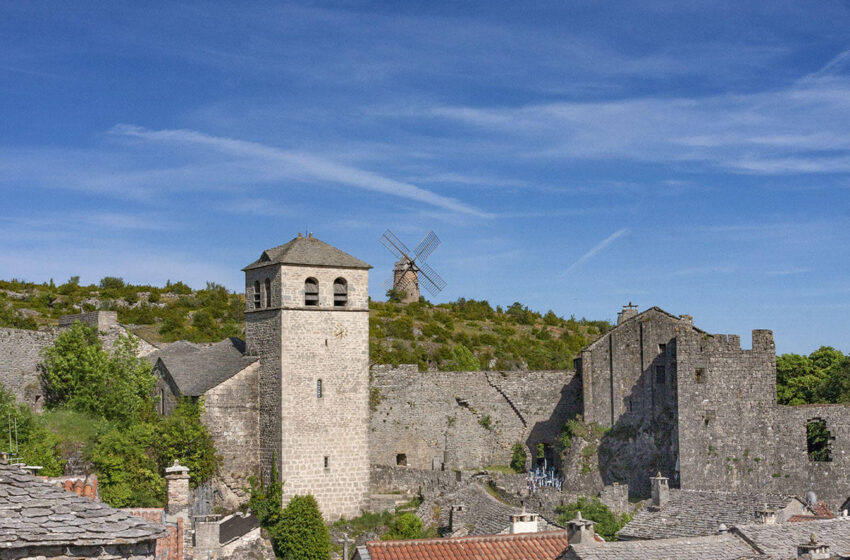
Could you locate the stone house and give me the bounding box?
[0,462,166,559]
[147,338,260,508]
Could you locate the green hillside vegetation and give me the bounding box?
[370,298,612,371]
[1,277,612,370]
[0,277,244,344]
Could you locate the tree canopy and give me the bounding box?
[777,346,850,405]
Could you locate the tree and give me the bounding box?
[556,497,632,541]
[156,398,221,487]
[449,344,480,371]
[40,323,156,426]
[275,494,331,560]
[88,422,165,508]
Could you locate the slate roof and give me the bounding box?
[424,483,560,537]
[617,489,795,540]
[0,463,167,549]
[559,533,763,560]
[356,531,570,560]
[148,338,258,396]
[734,518,850,558]
[243,235,371,270]
[581,306,706,353]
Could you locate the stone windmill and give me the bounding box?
[380,230,446,303]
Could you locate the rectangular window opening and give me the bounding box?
[658,343,666,355]
[695,367,705,384]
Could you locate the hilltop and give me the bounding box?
[0,277,612,370]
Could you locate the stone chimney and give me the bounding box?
[509,506,539,534]
[797,534,830,560]
[165,460,190,518]
[566,511,596,545]
[755,504,777,525]
[617,303,639,325]
[650,472,669,509]
[449,504,469,535]
[193,515,221,559]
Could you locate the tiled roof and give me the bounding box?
[560,533,763,560]
[734,518,850,558]
[0,464,167,548]
[788,502,836,522]
[359,530,570,560]
[618,489,794,540]
[243,235,371,270]
[148,338,258,396]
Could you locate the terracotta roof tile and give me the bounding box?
[361,530,570,560]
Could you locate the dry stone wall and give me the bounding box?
[369,365,581,471]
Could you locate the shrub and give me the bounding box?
[449,344,480,371]
[382,512,426,540]
[274,494,331,560]
[510,443,527,473]
[556,497,632,541]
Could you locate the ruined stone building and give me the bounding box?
[576,305,850,507]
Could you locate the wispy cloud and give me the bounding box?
[110,125,489,217]
[564,228,629,274]
[427,74,850,175]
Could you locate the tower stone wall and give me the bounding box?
[245,242,370,521]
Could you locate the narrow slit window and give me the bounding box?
[333,277,348,307]
[323,456,330,469]
[158,388,165,415]
[304,277,319,306]
[253,280,261,309]
[317,379,323,399]
[264,278,272,308]
[695,367,705,384]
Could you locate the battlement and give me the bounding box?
[58,311,119,330]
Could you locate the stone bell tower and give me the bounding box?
[243,233,372,520]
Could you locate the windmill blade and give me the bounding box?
[413,231,440,263]
[380,230,412,261]
[417,261,447,296]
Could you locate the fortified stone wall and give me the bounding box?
[773,404,850,508]
[202,361,261,510]
[369,365,580,471]
[676,328,780,493]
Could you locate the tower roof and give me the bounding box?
[243,234,372,271]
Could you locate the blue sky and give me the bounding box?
[2,1,849,354]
